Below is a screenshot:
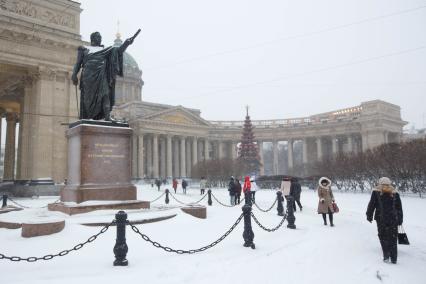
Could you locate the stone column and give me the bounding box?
[173,139,180,177]
[180,137,186,177]
[302,138,308,164]
[218,141,223,159]
[346,135,353,153]
[3,113,17,180]
[186,139,191,177]
[146,135,152,177]
[160,137,166,178]
[272,140,278,175]
[192,137,198,166]
[138,134,144,178]
[204,138,210,160]
[332,136,338,156]
[316,137,323,162]
[258,141,265,175]
[166,135,173,178]
[287,139,294,170]
[153,134,159,178]
[231,141,238,160]
[132,135,138,179]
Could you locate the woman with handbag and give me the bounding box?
[317,177,336,227]
[366,177,403,264]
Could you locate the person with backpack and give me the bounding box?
[182,179,188,194]
[228,176,237,205]
[366,177,403,264]
[290,177,303,211]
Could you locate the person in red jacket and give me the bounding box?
[243,176,251,203]
[172,178,178,193]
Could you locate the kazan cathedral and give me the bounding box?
[0,0,405,186]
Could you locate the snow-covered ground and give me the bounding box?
[1,185,425,284]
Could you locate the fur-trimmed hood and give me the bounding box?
[318,177,332,187]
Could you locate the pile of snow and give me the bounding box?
[0,185,425,284]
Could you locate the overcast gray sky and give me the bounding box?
[79,0,426,129]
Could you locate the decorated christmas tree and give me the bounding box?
[238,106,262,175]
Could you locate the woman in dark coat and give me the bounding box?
[366,177,403,264]
[235,179,242,204]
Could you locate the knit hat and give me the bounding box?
[378,177,391,185]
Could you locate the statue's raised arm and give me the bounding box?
[119,28,141,53]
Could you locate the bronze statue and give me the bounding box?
[71,29,140,121]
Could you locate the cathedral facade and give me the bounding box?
[0,0,406,183]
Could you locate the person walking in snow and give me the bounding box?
[366,177,403,264]
[250,177,257,203]
[182,179,188,194]
[290,177,303,211]
[155,179,161,191]
[317,177,336,226]
[243,176,251,204]
[280,177,291,200]
[228,176,237,205]
[172,178,178,194]
[200,177,207,195]
[235,178,242,204]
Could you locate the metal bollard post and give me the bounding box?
[113,211,129,266]
[207,189,212,206]
[2,195,7,208]
[242,204,255,249]
[244,192,252,206]
[286,196,296,229]
[165,189,170,204]
[276,191,284,216]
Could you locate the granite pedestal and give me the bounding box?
[60,122,137,204]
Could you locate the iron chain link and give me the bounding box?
[253,198,277,213]
[251,212,287,232]
[169,192,207,206]
[7,197,60,209]
[149,192,166,203]
[211,193,239,207]
[129,213,244,254]
[0,220,114,262]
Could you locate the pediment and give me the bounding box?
[141,107,211,127]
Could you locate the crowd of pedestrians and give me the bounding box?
[148,174,405,264]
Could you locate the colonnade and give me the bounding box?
[0,112,19,180]
[259,134,362,175]
[131,134,239,179]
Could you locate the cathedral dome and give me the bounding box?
[111,32,144,106]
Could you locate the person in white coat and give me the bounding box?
[280,177,291,200]
[250,177,257,203]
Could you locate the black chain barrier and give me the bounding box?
[0,221,114,262]
[149,192,166,203]
[211,193,238,207]
[253,198,278,213]
[8,197,60,209]
[169,192,207,206]
[129,213,244,254]
[250,212,287,232]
